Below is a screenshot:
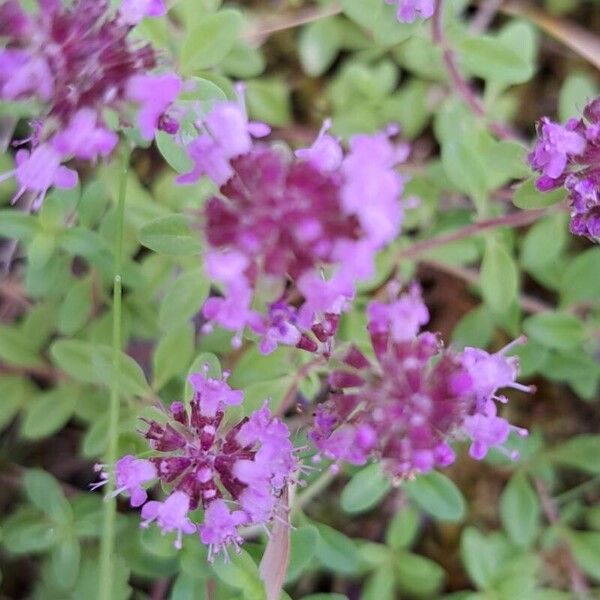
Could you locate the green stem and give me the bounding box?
[98,146,130,600]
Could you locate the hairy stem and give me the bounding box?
[98,146,130,600]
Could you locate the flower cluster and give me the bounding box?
[309,285,531,478]
[0,0,176,207]
[176,95,409,352]
[104,369,297,560]
[385,0,435,23]
[529,97,600,240]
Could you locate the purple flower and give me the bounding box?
[188,369,243,418]
[10,145,78,208]
[141,491,197,549]
[385,0,435,23]
[112,375,297,559]
[529,118,586,181]
[113,455,157,507]
[367,283,429,342]
[529,103,600,241]
[174,100,409,348]
[309,283,531,478]
[119,0,166,25]
[127,73,182,140]
[199,499,247,561]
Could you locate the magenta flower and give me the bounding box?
[179,103,410,353]
[127,73,182,140]
[113,455,157,507]
[0,0,174,206]
[141,491,197,549]
[112,371,297,560]
[385,0,435,23]
[529,100,600,241]
[529,118,586,181]
[309,284,531,478]
[199,500,247,561]
[119,0,166,25]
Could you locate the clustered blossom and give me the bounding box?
[310,285,531,478]
[529,97,600,240]
[0,0,175,207]
[105,369,297,560]
[385,0,435,23]
[176,94,409,352]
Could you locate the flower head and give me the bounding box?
[111,371,297,560]
[529,99,600,241]
[310,284,530,478]
[385,0,435,23]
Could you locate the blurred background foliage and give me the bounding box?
[1,0,600,598]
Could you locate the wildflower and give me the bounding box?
[177,95,410,351]
[111,370,297,559]
[385,0,435,23]
[141,491,196,549]
[309,284,531,478]
[529,99,600,240]
[0,0,168,205]
[119,0,166,25]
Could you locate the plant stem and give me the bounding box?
[292,468,337,516]
[98,146,130,600]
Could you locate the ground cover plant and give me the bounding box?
[0,0,599,598]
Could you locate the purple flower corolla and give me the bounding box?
[529,101,600,241]
[367,283,429,342]
[113,455,157,507]
[141,491,196,549]
[119,0,166,25]
[188,368,243,418]
[111,373,297,560]
[0,50,53,101]
[529,118,586,181]
[174,100,409,351]
[127,73,182,140]
[385,0,435,23]
[199,499,247,562]
[310,283,531,478]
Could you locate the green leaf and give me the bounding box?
[152,322,195,390]
[520,213,568,272]
[459,35,531,85]
[23,469,71,522]
[567,531,600,581]
[314,522,361,574]
[159,268,209,330]
[0,324,45,369]
[559,73,598,122]
[300,595,348,600]
[451,305,495,349]
[21,388,77,440]
[50,340,151,397]
[362,564,395,600]
[513,179,566,209]
[0,210,38,241]
[385,505,420,550]
[286,525,319,583]
[2,507,58,554]
[460,528,512,590]
[246,79,292,127]
[523,312,586,351]
[139,214,202,256]
[299,18,342,77]
[51,536,80,588]
[211,548,266,598]
[395,551,446,597]
[340,463,392,514]
[155,131,194,174]
[560,248,600,305]
[58,277,93,336]
[170,572,208,600]
[500,472,540,547]
[0,376,32,430]
[405,471,466,522]
[180,10,242,73]
[480,238,518,315]
[549,435,600,474]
